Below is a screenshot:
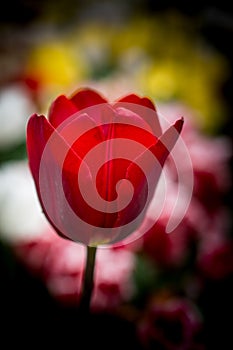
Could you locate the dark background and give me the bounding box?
[0,2,232,349]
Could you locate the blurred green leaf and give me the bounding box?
[0,141,27,164]
[132,253,158,306]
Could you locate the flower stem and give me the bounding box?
[79,245,97,314]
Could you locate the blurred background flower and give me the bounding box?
[0,1,232,349]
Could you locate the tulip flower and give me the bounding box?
[26,87,183,311]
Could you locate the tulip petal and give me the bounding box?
[27,114,54,184]
[27,113,92,241]
[27,114,68,238]
[114,118,184,242]
[117,93,156,111]
[70,88,107,111]
[114,107,157,139]
[151,117,184,166]
[114,98,162,138]
[48,95,78,128]
[66,113,104,160]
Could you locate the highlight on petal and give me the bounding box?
[48,95,78,128]
[70,87,107,111]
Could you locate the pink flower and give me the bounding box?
[138,296,204,350]
[158,103,232,211]
[14,229,135,311]
[139,102,232,270]
[141,216,197,268]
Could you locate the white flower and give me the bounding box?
[0,160,49,243]
[0,84,35,148]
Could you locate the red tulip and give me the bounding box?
[26,88,183,246]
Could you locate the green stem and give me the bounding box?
[79,245,97,314]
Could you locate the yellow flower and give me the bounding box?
[26,41,87,89]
